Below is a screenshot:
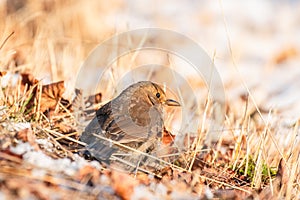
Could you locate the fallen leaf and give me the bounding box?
[162,127,175,145]
[39,81,65,113]
[77,165,100,185]
[72,88,102,111]
[136,172,151,185]
[111,171,138,200]
[273,47,298,64]
[54,122,75,134]
[87,92,102,105]
[16,128,40,151]
[21,73,39,88]
[0,71,7,77]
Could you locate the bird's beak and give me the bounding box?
[165,99,180,106]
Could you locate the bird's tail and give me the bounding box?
[80,117,118,161]
[86,138,118,161]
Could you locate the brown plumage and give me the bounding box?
[80,81,180,168]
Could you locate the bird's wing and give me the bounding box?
[79,116,117,161]
[80,116,103,144]
[105,101,164,144]
[79,101,163,161]
[79,101,119,161]
[105,114,151,144]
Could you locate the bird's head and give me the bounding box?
[111,81,180,127]
[142,82,180,107]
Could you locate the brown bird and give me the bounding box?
[80,81,180,168]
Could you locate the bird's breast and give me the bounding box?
[128,101,163,127]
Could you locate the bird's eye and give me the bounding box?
[156,92,160,98]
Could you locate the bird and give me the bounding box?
[79,81,180,169]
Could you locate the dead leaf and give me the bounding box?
[23,80,66,115]
[0,71,7,77]
[19,74,68,114]
[16,128,30,142]
[162,127,175,145]
[273,47,298,64]
[111,171,137,200]
[77,165,100,185]
[21,73,39,88]
[16,128,40,151]
[38,81,65,112]
[54,122,74,134]
[136,172,151,185]
[87,92,102,105]
[72,88,102,111]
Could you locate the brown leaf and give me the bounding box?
[21,73,39,88]
[54,122,74,134]
[273,47,298,64]
[111,171,137,200]
[39,81,65,113]
[77,165,100,185]
[162,127,175,145]
[72,88,102,111]
[20,74,67,115]
[87,92,102,105]
[16,128,29,142]
[41,81,65,100]
[0,71,7,77]
[19,73,72,116]
[136,172,151,185]
[16,128,40,151]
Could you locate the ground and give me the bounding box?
[0,1,299,199]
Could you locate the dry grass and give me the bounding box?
[0,0,299,199]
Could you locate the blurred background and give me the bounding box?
[1,0,300,121]
[1,1,300,198]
